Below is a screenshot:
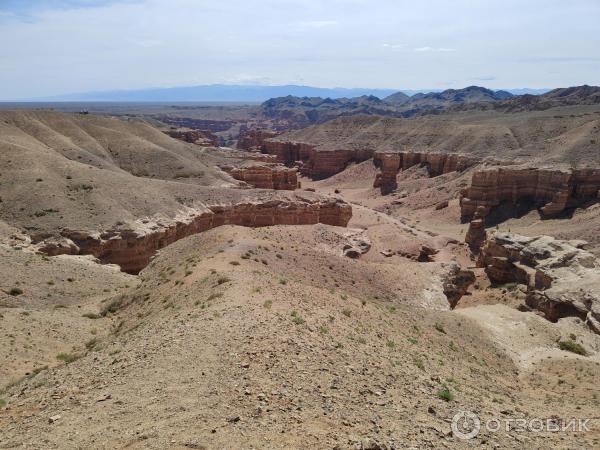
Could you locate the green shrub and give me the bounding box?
[437,386,454,402]
[56,352,80,363]
[100,297,123,316]
[558,340,587,356]
[9,287,23,296]
[290,310,305,325]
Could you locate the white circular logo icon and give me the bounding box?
[451,411,481,440]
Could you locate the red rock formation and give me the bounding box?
[164,129,218,146]
[263,140,372,179]
[221,164,298,190]
[40,197,352,274]
[478,232,600,333]
[237,128,279,152]
[465,206,487,254]
[460,167,600,222]
[373,153,401,194]
[372,151,482,194]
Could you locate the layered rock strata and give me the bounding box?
[373,151,482,194]
[460,167,600,222]
[237,128,279,152]
[220,164,298,190]
[164,129,218,146]
[264,139,487,184]
[263,141,373,179]
[37,197,352,274]
[478,232,600,333]
[465,206,488,254]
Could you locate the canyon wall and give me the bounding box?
[237,128,279,152]
[372,151,482,194]
[263,140,483,182]
[460,167,600,222]
[478,232,600,333]
[38,197,352,274]
[164,129,218,146]
[221,164,298,190]
[262,140,373,179]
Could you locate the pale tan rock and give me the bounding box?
[478,232,600,333]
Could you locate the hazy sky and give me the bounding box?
[1,0,599,99]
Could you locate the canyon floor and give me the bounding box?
[1,110,600,449]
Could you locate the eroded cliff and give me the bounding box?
[36,196,352,274]
[478,232,600,334]
[220,164,298,190]
[164,129,218,146]
[372,151,482,194]
[237,128,279,152]
[460,167,600,222]
[263,140,373,179]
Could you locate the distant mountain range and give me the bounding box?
[19,84,551,103]
[29,85,398,103]
[259,85,600,128]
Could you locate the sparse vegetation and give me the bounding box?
[56,352,80,363]
[434,322,446,334]
[8,287,23,296]
[100,297,123,316]
[558,340,587,356]
[437,386,454,402]
[291,310,305,325]
[217,276,231,285]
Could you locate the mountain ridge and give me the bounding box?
[13,84,552,103]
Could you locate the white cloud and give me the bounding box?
[414,46,456,52]
[1,0,599,98]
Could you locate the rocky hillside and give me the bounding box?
[2,108,600,449]
[3,224,599,448]
[258,85,600,129]
[391,86,513,113]
[0,111,351,273]
[457,85,600,113]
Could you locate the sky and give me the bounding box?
[0,0,599,99]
